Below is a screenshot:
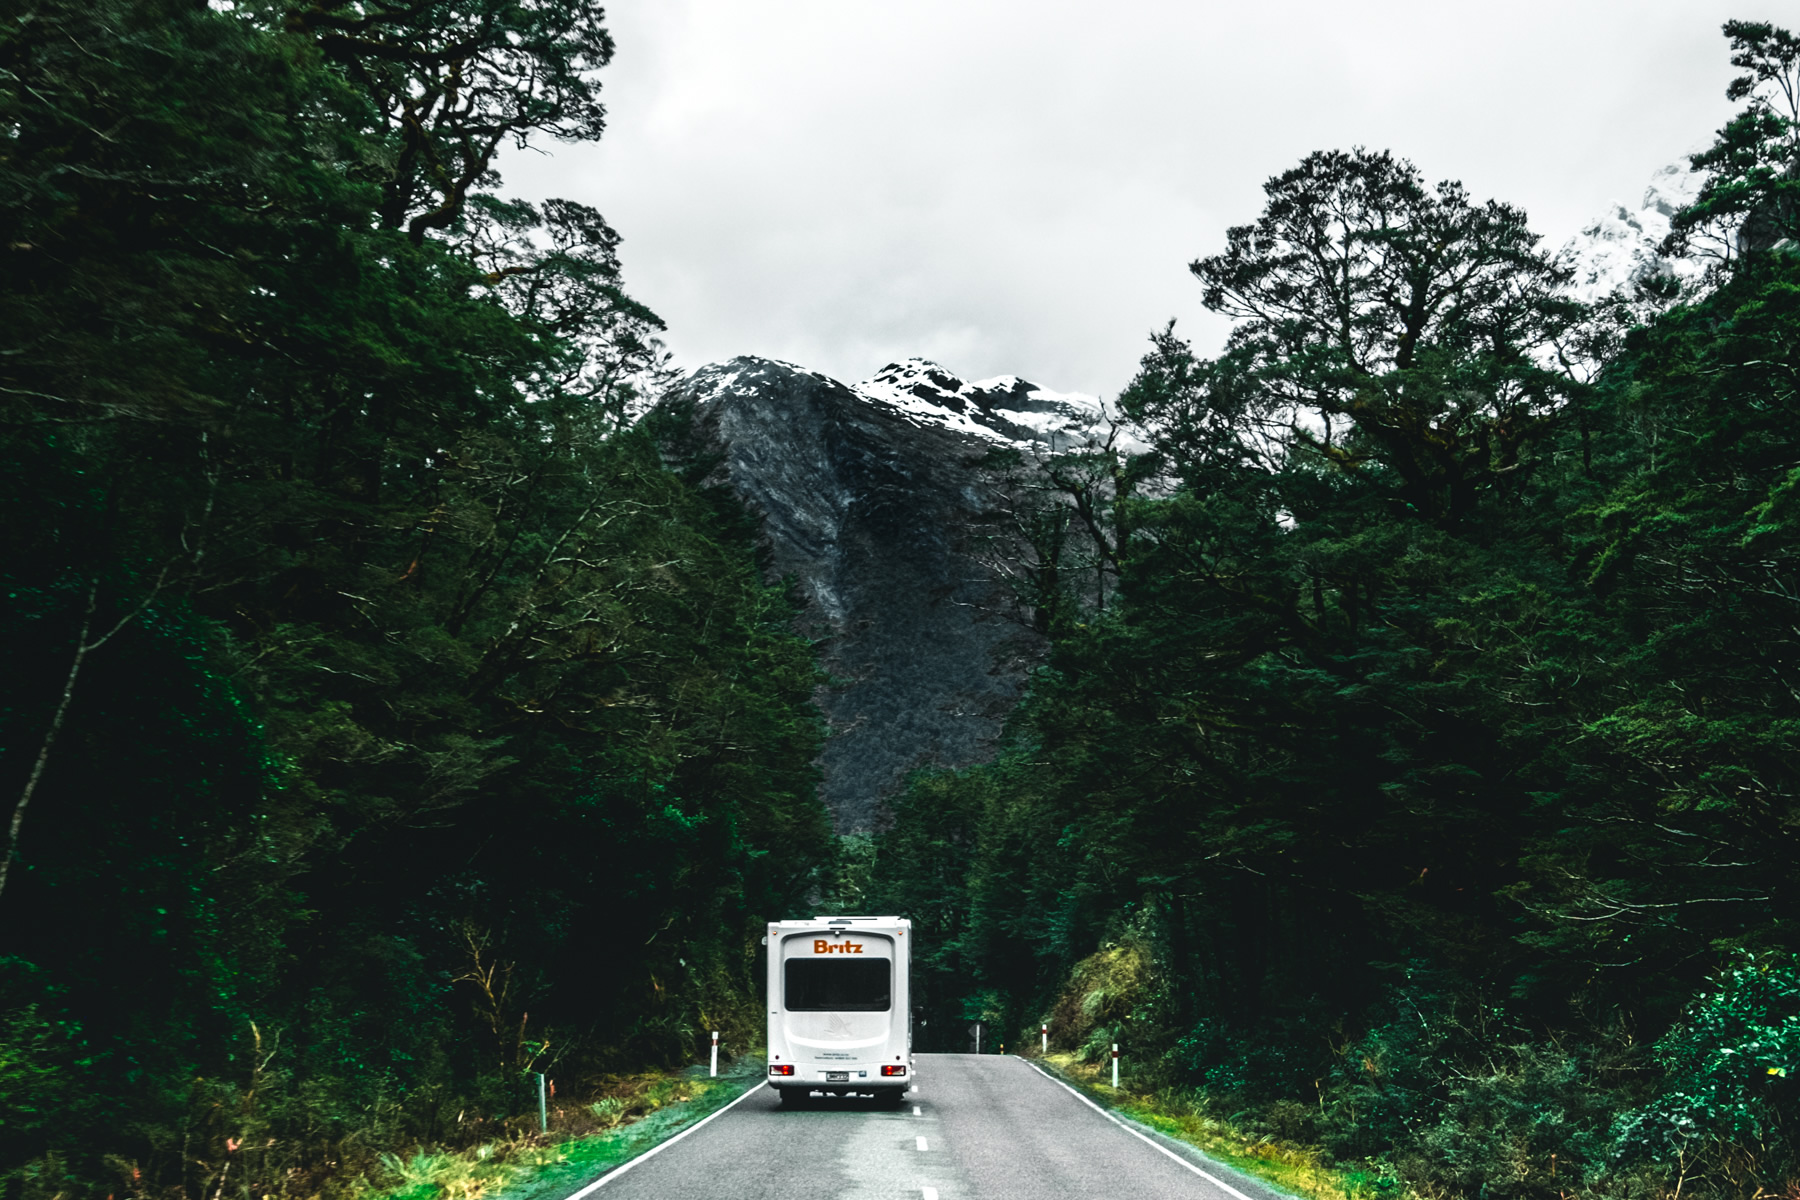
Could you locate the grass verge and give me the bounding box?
[360,1058,766,1200]
[1033,1053,1400,1200]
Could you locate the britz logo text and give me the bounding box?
[813,939,864,954]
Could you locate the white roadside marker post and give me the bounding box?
[1041,1024,1048,1056]
[975,1024,981,1055]
[1111,1043,1119,1089]
[536,1072,548,1132]
[710,1031,719,1077]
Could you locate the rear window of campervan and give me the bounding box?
[784,958,891,1011]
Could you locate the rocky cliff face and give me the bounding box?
[672,355,1120,831]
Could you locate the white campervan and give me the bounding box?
[766,916,913,1105]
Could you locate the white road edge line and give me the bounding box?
[562,1081,764,1196]
[1023,1062,1261,1200]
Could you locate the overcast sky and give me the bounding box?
[501,0,1752,398]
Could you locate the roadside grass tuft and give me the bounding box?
[357,1066,761,1200]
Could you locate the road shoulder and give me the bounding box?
[1024,1057,1305,1200]
[494,1060,768,1200]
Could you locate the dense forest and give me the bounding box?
[0,2,832,1198]
[870,18,1800,1200]
[8,3,1800,1200]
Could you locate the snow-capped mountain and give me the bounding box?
[666,354,1147,829]
[850,358,1148,455]
[1558,161,1707,303]
[670,356,1055,830]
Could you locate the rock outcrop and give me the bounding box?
[671,355,1120,831]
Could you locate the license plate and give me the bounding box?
[826,1071,849,1082]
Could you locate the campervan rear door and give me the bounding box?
[777,930,895,1063]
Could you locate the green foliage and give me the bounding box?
[0,1006,65,1139]
[1043,941,1156,1065]
[1616,962,1800,1192]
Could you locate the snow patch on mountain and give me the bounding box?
[851,358,1151,455]
[704,356,840,399]
[1558,161,1707,303]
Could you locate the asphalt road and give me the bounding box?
[570,1053,1293,1200]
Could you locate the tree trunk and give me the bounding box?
[0,580,99,900]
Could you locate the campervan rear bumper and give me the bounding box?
[766,1062,913,1093]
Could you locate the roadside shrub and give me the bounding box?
[1172,1013,1334,1105]
[1613,961,1800,1198]
[1402,1042,1610,1200]
[1043,941,1153,1063]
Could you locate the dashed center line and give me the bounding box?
[922,1189,939,1200]
[916,1135,930,1151]
[913,1106,922,1115]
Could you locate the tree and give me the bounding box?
[1192,148,1585,527]
[285,0,616,241]
[1665,20,1800,264]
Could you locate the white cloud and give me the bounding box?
[500,0,1744,396]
